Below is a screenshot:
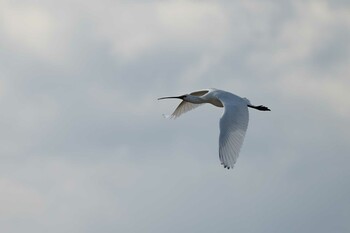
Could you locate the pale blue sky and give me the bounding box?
[0,0,349,232]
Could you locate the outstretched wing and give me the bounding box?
[167,101,202,119]
[166,90,209,119]
[190,90,209,97]
[218,96,249,169]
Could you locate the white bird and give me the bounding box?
[158,88,270,169]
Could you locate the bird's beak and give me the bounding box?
[158,95,186,100]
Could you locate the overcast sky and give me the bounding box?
[0,0,349,232]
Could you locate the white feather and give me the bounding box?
[159,88,269,169]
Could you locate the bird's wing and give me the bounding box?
[168,101,202,119]
[218,100,249,169]
[190,90,209,96]
[166,90,210,119]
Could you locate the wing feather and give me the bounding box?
[218,101,249,169]
[190,90,209,96]
[169,101,203,119]
[168,89,209,119]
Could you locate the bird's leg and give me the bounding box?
[248,104,271,111]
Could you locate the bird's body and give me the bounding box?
[158,88,270,169]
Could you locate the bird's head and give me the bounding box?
[180,94,189,101]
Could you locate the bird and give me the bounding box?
[158,88,270,169]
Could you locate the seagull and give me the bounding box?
[158,88,270,169]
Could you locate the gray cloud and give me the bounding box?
[0,0,349,232]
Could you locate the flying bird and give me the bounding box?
[158,88,270,169]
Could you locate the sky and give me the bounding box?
[0,0,349,232]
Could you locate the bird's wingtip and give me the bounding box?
[162,114,177,119]
[222,163,234,170]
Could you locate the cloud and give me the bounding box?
[0,0,349,233]
[86,1,230,61]
[275,73,350,117]
[0,1,69,63]
[0,178,44,217]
